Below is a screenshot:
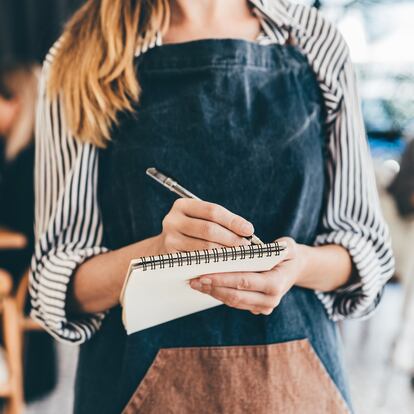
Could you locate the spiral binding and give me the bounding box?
[133,242,282,272]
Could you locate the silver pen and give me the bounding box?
[146,167,264,245]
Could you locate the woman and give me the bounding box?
[30,0,394,413]
[388,139,414,217]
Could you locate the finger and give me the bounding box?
[196,272,272,294]
[175,199,254,237]
[192,284,277,310]
[274,237,296,260]
[178,217,250,247]
[166,234,224,252]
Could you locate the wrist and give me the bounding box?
[294,243,313,286]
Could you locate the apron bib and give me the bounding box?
[75,39,352,414]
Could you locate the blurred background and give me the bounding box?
[0,0,413,413]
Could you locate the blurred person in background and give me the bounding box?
[388,139,414,218]
[0,64,57,402]
[0,64,38,280]
[30,0,394,413]
[387,138,414,390]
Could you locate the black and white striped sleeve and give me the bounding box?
[29,55,108,344]
[262,2,394,320]
[314,53,395,320]
[287,7,395,320]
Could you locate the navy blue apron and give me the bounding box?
[75,39,352,413]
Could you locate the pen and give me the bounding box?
[146,167,265,245]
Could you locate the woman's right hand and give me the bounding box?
[156,199,255,254]
[68,198,255,314]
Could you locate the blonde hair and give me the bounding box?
[48,0,170,148]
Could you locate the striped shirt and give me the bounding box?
[30,0,395,344]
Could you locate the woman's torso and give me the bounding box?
[75,39,351,413]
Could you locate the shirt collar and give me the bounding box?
[248,0,292,29]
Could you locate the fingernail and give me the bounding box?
[201,284,212,293]
[191,281,202,290]
[200,278,212,285]
[242,222,254,235]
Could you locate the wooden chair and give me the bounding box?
[0,268,23,414]
[0,229,42,414]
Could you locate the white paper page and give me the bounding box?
[122,250,286,334]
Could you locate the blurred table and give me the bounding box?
[0,229,27,250]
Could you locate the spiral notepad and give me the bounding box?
[121,242,287,334]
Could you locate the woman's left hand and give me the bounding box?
[190,237,306,315]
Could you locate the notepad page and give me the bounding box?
[122,245,287,334]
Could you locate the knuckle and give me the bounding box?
[161,214,170,228]
[162,212,177,230]
[228,216,239,231]
[205,203,220,221]
[202,223,216,239]
[261,307,274,316]
[266,280,281,297]
[237,277,250,290]
[265,283,278,296]
[173,198,185,209]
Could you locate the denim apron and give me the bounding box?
[75,39,352,414]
